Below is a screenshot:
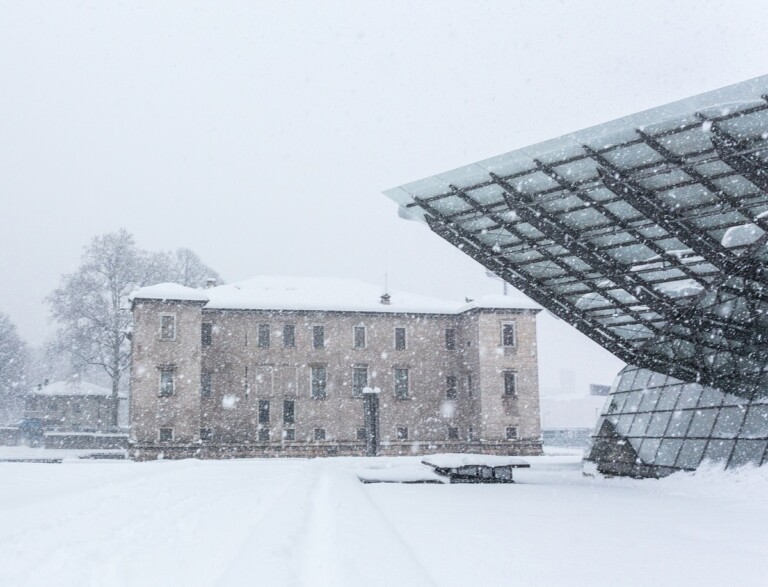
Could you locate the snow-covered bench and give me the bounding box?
[422,454,530,483]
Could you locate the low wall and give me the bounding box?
[44,433,130,450]
[0,427,21,446]
[130,439,544,461]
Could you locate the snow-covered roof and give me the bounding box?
[129,282,210,303]
[131,276,541,314]
[29,381,125,398]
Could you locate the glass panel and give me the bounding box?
[697,387,724,408]
[629,413,651,437]
[666,411,694,438]
[616,414,635,436]
[711,407,746,438]
[623,390,643,413]
[617,368,642,391]
[687,409,718,438]
[675,439,707,469]
[655,385,681,411]
[637,438,661,463]
[676,384,702,409]
[645,411,672,437]
[742,405,768,438]
[655,439,683,466]
[729,440,767,468]
[703,439,735,465]
[605,392,628,414]
[638,388,661,412]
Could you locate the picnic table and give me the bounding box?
[421,454,530,483]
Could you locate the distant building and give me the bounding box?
[540,394,607,448]
[22,380,127,440]
[128,276,543,460]
[589,384,611,396]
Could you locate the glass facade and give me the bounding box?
[385,75,768,476]
[588,366,768,476]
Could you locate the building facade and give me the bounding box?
[385,75,768,476]
[129,277,543,460]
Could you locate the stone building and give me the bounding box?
[128,276,542,460]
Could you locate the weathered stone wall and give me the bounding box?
[130,302,543,459]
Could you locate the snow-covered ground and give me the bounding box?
[0,452,766,587]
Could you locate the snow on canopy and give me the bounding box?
[29,380,124,398]
[131,276,541,314]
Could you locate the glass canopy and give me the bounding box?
[385,75,768,399]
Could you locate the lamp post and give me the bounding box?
[362,386,381,457]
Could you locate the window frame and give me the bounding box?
[201,322,212,346]
[257,324,270,349]
[283,428,295,441]
[283,399,295,425]
[258,400,270,425]
[445,328,456,350]
[159,427,173,442]
[313,325,325,349]
[446,375,458,399]
[314,428,326,441]
[503,370,518,398]
[201,371,212,398]
[283,324,296,348]
[310,365,327,399]
[394,326,407,351]
[501,321,517,348]
[352,365,368,398]
[159,314,176,341]
[447,427,460,441]
[506,426,518,440]
[353,325,367,349]
[159,368,175,397]
[394,367,410,399]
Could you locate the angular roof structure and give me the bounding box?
[385,75,768,399]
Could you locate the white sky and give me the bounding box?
[1,0,767,396]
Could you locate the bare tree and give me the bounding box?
[0,313,27,425]
[48,229,221,428]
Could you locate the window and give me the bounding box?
[445,328,456,350]
[283,399,295,425]
[160,315,176,340]
[159,428,173,442]
[258,429,270,441]
[201,371,212,398]
[311,366,327,399]
[448,427,459,440]
[397,427,408,440]
[466,374,473,397]
[504,371,517,397]
[283,428,295,441]
[356,427,367,441]
[446,375,457,399]
[313,325,325,349]
[283,324,295,348]
[394,327,406,350]
[506,426,518,440]
[159,369,175,397]
[258,400,270,424]
[201,323,212,346]
[502,322,516,347]
[200,428,212,441]
[314,428,326,441]
[394,368,409,399]
[352,367,368,397]
[354,326,366,349]
[73,402,82,414]
[258,324,270,348]
[468,427,475,441]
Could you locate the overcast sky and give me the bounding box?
[1,0,767,396]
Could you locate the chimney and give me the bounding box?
[205,278,217,289]
[380,293,391,305]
